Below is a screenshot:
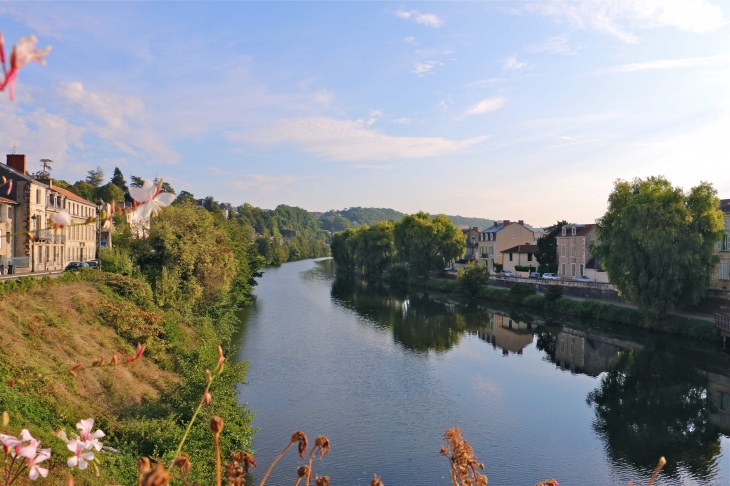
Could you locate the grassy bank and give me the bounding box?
[0,273,253,485]
[414,278,721,342]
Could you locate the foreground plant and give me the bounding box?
[1,415,51,484]
[0,32,51,101]
[439,426,488,486]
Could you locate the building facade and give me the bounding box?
[712,199,730,289]
[556,224,597,279]
[0,154,98,273]
[0,196,19,273]
[500,244,539,274]
[460,226,480,262]
[477,220,534,271]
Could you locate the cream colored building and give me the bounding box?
[500,244,539,273]
[711,199,730,290]
[0,154,98,273]
[477,220,535,271]
[0,196,19,273]
[556,224,599,280]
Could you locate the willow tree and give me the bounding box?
[592,177,724,317]
[393,212,465,279]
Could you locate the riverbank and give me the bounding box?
[408,277,722,342]
[0,272,253,485]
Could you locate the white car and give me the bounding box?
[499,270,514,277]
[542,273,561,280]
[573,275,594,282]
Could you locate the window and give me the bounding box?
[571,227,576,236]
[560,341,565,353]
[580,264,584,276]
[718,392,730,411]
[571,263,576,276]
[528,253,533,261]
[722,262,729,281]
[561,244,566,257]
[562,227,566,236]
[571,244,576,257]
[7,207,10,219]
[562,263,566,275]
[569,342,575,356]
[0,230,2,249]
[36,189,41,204]
[509,253,513,262]
[725,217,729,230]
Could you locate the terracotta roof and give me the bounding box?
[0,196,18,204]
[51,185,94,205]
[558,224,595,237]
[501,244,538,254]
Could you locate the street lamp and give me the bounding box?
[96,199,103,271]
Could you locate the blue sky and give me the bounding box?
[1,1,728,226]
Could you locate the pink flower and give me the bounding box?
[27,448,51,480]
[76,418,105,451]
[51,209,72,230]
[129,179,176,219]
[66,440,94,470]
[19,429,40,459]
[0,34,51,101]
[0,433,21,454]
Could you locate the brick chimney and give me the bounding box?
[7,154,26,174]
[503,220,510,226]
[518,220,524,226]
[472,226,479,232]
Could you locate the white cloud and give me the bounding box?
[403,36,417,45]
[411,61,442,75]
[464,97,507,116]
[395,9,444,28]
[598,52,730,73]
[559,135,576,140]
[227,117,490,161]
[466,78,507,88]
[502,55,527,70]
[313,90,333,104]
[527,34,575,54]
[59,82,180,163]
[520,0,728,43]
[393,117,411,124]
[439,100,449,112]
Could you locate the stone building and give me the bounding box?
[712,198,730,290]
[476,220,534,271]
[556,224,598,280]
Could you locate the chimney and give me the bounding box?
[472,226,479,232]
[518,220,524,226]
[7,154,26,174]
[503,220,510,226]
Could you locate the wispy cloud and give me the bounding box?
[411,60,443,75]
[466,78,507,88]
[517,0,728,44]
[227,117,490,161]
[597,53,730,73]
[392,117,411,124]
[403,36,417,45]
[527,34,575,54]
[464,97,507,116]
[394,9,444,28]
[502,55,527,70]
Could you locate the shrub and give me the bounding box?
[457,262,490,298]
[493,263,503,273]
[544,285,564,301]
[386,263,409,287]
[99,247,134,276]
[514,265,537,272]
[522,294,545,308]
[509,283,536,303]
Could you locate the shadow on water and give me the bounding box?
[324,262,730,483]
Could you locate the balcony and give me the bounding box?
[35,231,66,244]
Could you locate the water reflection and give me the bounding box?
[328,268,730,483]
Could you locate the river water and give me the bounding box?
[235,258,730,486]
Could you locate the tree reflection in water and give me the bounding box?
[586,348,722,480]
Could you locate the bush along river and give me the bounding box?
[235,258,730,486]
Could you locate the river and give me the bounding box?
[235,258,730,486]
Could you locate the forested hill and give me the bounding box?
[316,207,503,232]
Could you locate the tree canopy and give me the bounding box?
[111,167,128,192]
[96,181,125,203]
[592,177,724,316]
[394,212,465,278]
[85,166,105,188]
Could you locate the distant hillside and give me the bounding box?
[315,207,505,232]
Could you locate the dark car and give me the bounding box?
[528,272,541,279]
[64,262,90,271]
[84,260,100,269]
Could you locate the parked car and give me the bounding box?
[528,272,541,279]
[84,260,100,269]
[499,270,514,277]
[573,275,594,282]
[542,273,561,280]
[64,262,90,272]
[444,266,455,271]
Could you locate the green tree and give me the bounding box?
[457,262,490,298]
[393,212,465,279]
[592,177,724,316]
[176,190,196,206]
[111,167,128,192]
[535,220,568,274]
[129,175,145,188]
[330,228,359,272]
[70,180,95,201]
[351,221,395,277]
[96,181,125,203]
[86,165,105,188]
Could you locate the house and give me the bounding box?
[476,312,534,355]
[477,220,534,271]
[460,226,480,262]
[712,199,730,289]
[500,244,538,274]
[0,153,98,273]
[556,224,601,280]
[0,196,19,273]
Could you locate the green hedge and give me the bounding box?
[514,265,537,272]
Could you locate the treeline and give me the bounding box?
[330,211,465,283]
[317,206,502,234]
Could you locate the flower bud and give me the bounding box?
[297,466,309,478]
[315,475,330,486]
[68,371,77,378]
[66,474,74,486]
[111,355,118,366]
[209,416,224,434]
[203,392,212,405]
[137,457,152,475]
[370,475,384,486]
[71,364,82,370]
[141,464,170,486]
[2,411,9,427]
